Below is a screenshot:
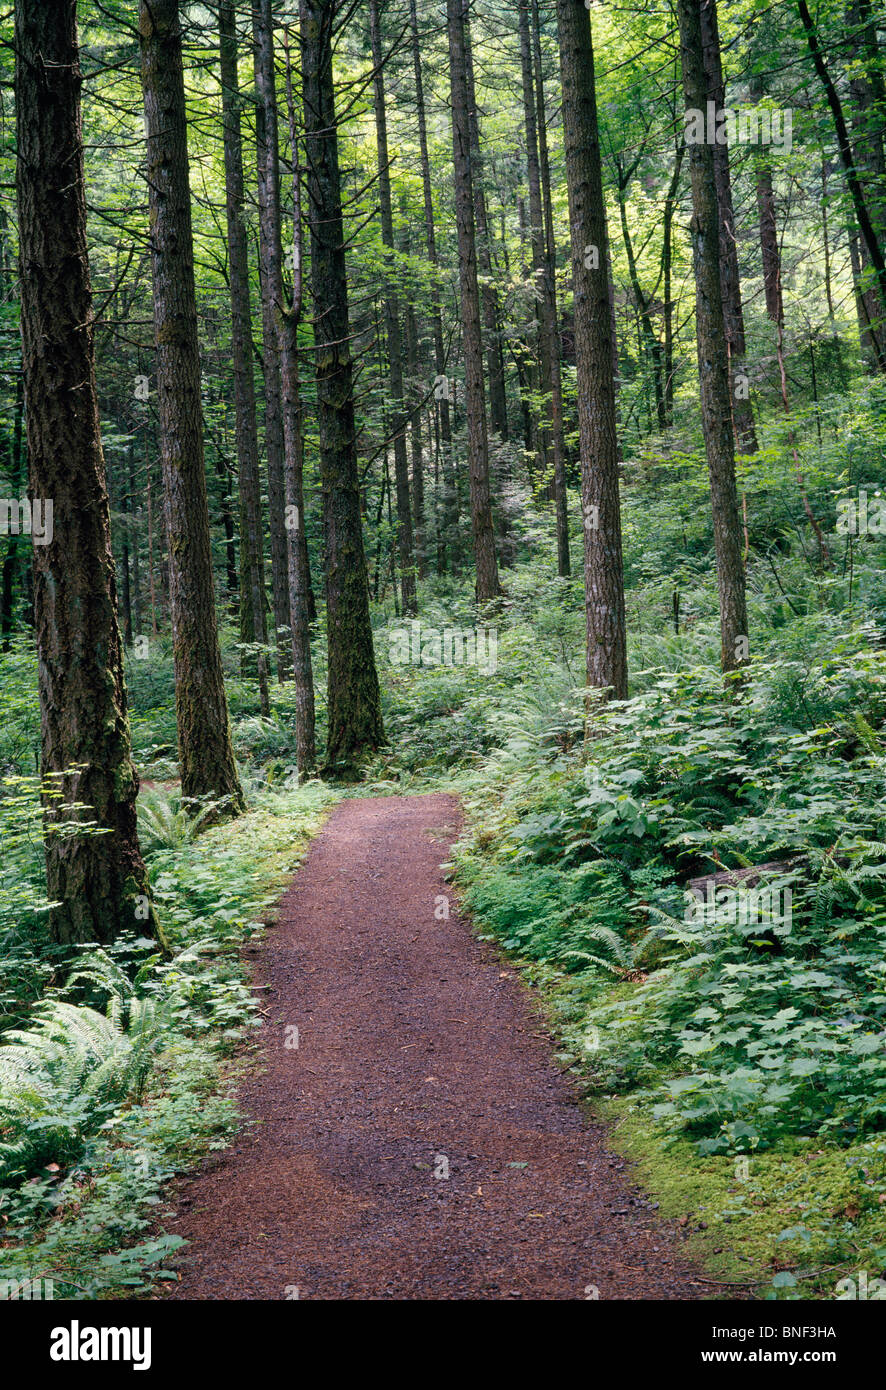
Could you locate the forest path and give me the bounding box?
[165,793,704,1300]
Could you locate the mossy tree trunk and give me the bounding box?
[16,0,154,943]
[300,0,384,769]
[369,0,417,616]
[700,0,758,453]
[677,0,749,673]
[139,0,245,810]
[409,0,459,569]
[254,0,316,774]
[252,0,294,683]
[219,0,271,718]
[447,0,502,604]
[528,0,570,576]
[555,0,627,699]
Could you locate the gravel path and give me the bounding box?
[165,793,704,1300]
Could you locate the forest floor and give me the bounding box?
[162,793,712,1300]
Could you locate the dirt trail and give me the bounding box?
[166,794,704,1300]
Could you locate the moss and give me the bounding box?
[600,1098,886,1299]
[489,954,886,1301]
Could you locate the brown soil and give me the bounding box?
[165,793,706,1300]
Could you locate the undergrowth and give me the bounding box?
[0,785,335,1298]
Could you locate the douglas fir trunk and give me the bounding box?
[140,0,245,809]
[300,0,384,767]
[17,0,154,943]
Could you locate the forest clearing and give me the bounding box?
[0,0,885,1354]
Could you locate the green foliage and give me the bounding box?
[0,782,335,1298]
[450,477,886,1160]
[462,859,636,972]
[137,787,237,851]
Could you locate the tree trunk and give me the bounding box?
[700,0,758,452]
[300,0,384,768]
[409,0,459,567]
[220,0,270,717]
[462,1,513,563]
[663,139,684,423]
[212,447,240,616]
[1,377,24,649]
[254,2,316,772]
[677,0,748,673]
[139,0,245,810]
[279,23,318,773]
[253,4,294,681]
[849,218,879,360]
[529,0,570,575]
[797,0,886,374]
[616,162,667,430]
[283,25,318,629]
[447,0,502,603]
[127,445,142,637]
[846,0,886,367]
[749,69,784,330]
[519,2,552,476]
[369,0,416,614]
[556,0,627,698]
[17,0,154,943]
[463,2,509,445]
[404,294,427,578]
[117,452,133,645]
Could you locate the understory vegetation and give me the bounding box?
[3,376,886,1299]
[0,760,335,1296]
[412,381,886,1298]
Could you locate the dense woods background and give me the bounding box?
[2,0,886,1302]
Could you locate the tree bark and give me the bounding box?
[555,0,627,698]
[462,2,509,445]
[797,0,886,374]
[253,2,317,772]
[283,25,318,629]
[252,4,294,680]
[139,0,245,810]
[747,66,786,336]
[677,0,749,673]
[280,23,318,772]
[616,160,667,430]
[748,66,784,331]
[369,0,416,614]
[17,0,154,943]
[846,0,886,367]
[409,0,459,567]
[1,377,24,650]
[663,138,685,423]
[219,0,270,717]
[127,445,142,637]
[300,0,384,767]
[404,293,426,577]
[529,0,570,575]
[447,0,502,603]
[116,451,133,645]
[700,0,758,452]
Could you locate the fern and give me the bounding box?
[137,789,232,851]
[0,981,174,1182]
